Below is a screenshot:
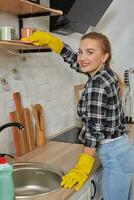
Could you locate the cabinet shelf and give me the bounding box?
[0,40,51,53]
[0,0,63,53]
[0,0,63,16]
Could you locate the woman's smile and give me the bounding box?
[81,61,90,67]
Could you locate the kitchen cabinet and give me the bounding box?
[68,180,91,200]
[68,167,103,200]
[0,0,63,52]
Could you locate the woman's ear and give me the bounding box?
[102,53,109,63]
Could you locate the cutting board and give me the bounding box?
[23,108,35,151]
[35,104,46,146]
[12,92,30,155]
[32,104,46,146]
[9,111,21,156]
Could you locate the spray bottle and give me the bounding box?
[0,156,14,200]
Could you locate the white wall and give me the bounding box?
[95,0,134,71]
[95,0,134,121]
[0,0,133,154]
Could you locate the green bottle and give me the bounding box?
[0,157,14,200]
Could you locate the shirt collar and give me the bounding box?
[88,65,106,79]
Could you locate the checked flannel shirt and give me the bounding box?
[60,44,127,148]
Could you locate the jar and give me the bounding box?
[21,28,37,38]
[0,26,15,40]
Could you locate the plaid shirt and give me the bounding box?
[60,44,127,148]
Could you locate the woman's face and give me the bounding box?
[77,38,109,76]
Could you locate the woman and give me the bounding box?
[23,31,134,200]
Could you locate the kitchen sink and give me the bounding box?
[12,162,64,199]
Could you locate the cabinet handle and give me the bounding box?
[91,180,96,200]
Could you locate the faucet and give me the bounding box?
[0,153,15,158]
[0,122,24,158]
[0,122,24,132]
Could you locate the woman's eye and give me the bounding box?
[87,51,93,55]
[77,50,81,55]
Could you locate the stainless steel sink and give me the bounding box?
[12,162,64,199]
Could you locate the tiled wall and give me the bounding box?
[0,1,87,154]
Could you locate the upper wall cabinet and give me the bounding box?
[0,0,63,16]
[0,0,63,53]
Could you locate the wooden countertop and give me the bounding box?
[11,141,100,200]
[127,124,134,141]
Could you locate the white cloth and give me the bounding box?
[100,135,123,144]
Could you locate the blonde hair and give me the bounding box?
[81,32,124,95]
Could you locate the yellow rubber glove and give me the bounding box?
[61,153,94,191]
[21,31,63,53]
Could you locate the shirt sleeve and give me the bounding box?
[60,43,83,73]
[79,80,108,148]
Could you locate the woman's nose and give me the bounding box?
[80,52,87,60]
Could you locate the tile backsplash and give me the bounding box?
[0,9,86,154]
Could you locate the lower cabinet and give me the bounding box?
[68,179,91,200]
[68,168,103,200]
